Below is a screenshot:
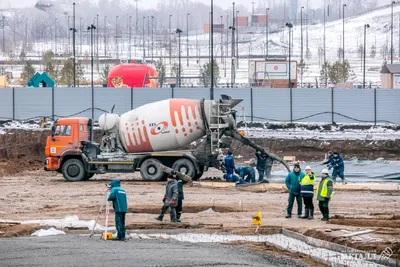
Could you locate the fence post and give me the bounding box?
[250,87,254,122]
[12,87,15,120]
[374,88,377,126]
[171,86,175,98]
[289,87,293,123]
[331,87,334,124]
[131,87,133,110]
[52,87,55,121]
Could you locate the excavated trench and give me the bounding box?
[1,128,399,177]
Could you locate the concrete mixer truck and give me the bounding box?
[44,95,289,181]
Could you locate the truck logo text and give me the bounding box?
[150,122,170,135]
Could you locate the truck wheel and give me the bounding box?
[62,159,86,182]
[172,158,195,178]
[140,158,164,181]
[193,169,204,180]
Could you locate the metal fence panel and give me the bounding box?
[94,88,131,119]
[376,89,400,124]
[15,87,52,120]
[292,88,332,122]
[54,87,92,118]
[132,88,172,108]
[173,88,210,99]
[334,89,375,123]
[253,88,291,122]
[215,88,251,121]
[0,88,13,120]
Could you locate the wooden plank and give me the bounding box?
[342,229,375,237]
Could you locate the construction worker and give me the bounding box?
[300,166,316,220]
[332,152,347,185]
[255,150,268,183]
[155,173,179,223]
[176,177,186,222]
[107,179,128,241]
[285,163,305,218]
[235,166,256,183]
[322,151,334,167]
[316,169,334,221]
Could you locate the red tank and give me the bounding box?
[107,64,158,88]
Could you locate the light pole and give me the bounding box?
[169,15,172,64]
[142,16,145,59]
[87,24,96,120]
[229,2,236,88]
[54,18,57,54]
[342,4,346,62]
[236,10,239,69]
[1,16,4,53]
[69,2,77,87]
[266,8,269,58]
[68,15,70,55]
[116,16,119,59]
[104,16,107,57]
[286,23,293,89]
[151,16,154,62]
[96,14,99,62]
[363,24,370,88]
[187,13,190,66]
[79,18,82,56]
[301,6,304,88]
[324,4,327,87]
[391,1,395,64]
[220,15,223,63]
[176,28,182,87]
[210,0,214,97]
[129,15,132,59]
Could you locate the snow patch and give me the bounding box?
[31,227,66,237]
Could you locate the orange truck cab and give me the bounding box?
[44,117,97,181]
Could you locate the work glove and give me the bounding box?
[169,199,175,206]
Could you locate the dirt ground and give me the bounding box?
[1,168,399,262]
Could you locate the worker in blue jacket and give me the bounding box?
[107,179,128,241]
[235,166,256,183]
[332,152,347,184]
[285,163,305,218]
[223,151,240,182]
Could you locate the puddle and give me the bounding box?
[138,233,387,267]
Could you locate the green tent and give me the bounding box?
[27,72,55,87]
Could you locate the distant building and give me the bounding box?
[236,16,249,27]
[250,14,268,26]
[380,64,400,88]
[203,24,224,33]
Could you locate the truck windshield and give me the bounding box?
[54,125,71,136]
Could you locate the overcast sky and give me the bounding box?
[0,0,394,11]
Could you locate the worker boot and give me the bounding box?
[342,178,348,185]
[308,208,314,220]
[155,215,163,221]
[300,209,309,219]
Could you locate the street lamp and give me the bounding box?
[210,0,214,98]
[229,2,236,88]
[301,6,304,88]
[116,16,119,59]
[363,24,370,89]
[342,4,346,62]
[391,1,396,64]
[220,15,223,63]
[142,16,145,59]
[187,13,190,66]
[266,8,269,58]
[87,24,96,120]
[236,10,239,69]
[151,16,154,62]
[129,15,132,59]
[69,2,77,87]
[169,15,172,64]
[286,22,293,123]
[1,16,4,53]
[176,28,182,87]
[286,22,293,89]
[104,16,107,57]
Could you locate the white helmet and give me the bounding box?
[305,166,311,170]
[321,168,329,174]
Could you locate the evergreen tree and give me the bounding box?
[200,60,220,87]
[60,59,74,86]
[20,61,36,85]
[100,64,111,86]
[155,59,166,87]
[370,45,376,59]
[319,61,330,87]
[328,60,351,84]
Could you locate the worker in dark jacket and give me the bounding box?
[155,173,179,223]
[255,150,268,182]
[176,177,186,222]
[235,166,256,183]
[332,152,347,185]
[322,151,334,167]
[107,179,128,241]
[285,163,305,218]
[223,151,240,182]
[300,166,316,220]
[317,169,334,221]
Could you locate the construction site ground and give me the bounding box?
[1,168,399,266]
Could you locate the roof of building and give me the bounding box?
[380,64,400,73]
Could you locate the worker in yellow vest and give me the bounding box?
[316,169,334,221]
[300,166,316,220]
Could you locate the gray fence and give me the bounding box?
[0,87,399,124]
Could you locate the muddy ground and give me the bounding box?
[1,169,399,262]
[1,128,400,177]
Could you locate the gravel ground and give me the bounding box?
[0,235,307,267]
